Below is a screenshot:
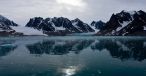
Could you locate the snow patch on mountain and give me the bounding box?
[116,21,132,31]
[72,21,82,32]
[11,26,46,36]
[129,11,136,15]
[123,10,136,15]
[90,25,99,32]
[48,20,66,31]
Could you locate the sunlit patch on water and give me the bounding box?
[62,66,79,76]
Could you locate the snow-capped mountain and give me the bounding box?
[96,10,146,36]
[0,15,46,36]
[0,15,18,31]
[1,10,146,36]
[0,15,20,36]
[26,17,95,35]
[0,15,18,26]
[91,20,105,32]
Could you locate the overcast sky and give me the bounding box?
[0,0,146,25]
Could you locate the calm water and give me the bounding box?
[0,36,146,76]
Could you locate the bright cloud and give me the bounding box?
[56,0,86,7]
[55,0,87,12]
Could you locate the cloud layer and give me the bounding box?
[0,0,146,25]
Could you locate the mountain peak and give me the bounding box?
[26,17,95,34]
[121,10,136,15]
[115,10,146,18]
[91,20,105,31]
[73,18,82,22]
[0,15,18,27]
[97,10,146,36]
[0,15,20,36]
[0,14,9,21]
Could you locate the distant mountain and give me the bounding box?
[0,15,48,36]
[26,17,95,35]
[0,15,18,27]
[96,10,146,36]
[91,20,105,32]
[0,15,22,36]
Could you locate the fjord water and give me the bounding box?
[0,36,146,76]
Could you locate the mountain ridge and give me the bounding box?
[96,10,146,36]
[0,10,146,36]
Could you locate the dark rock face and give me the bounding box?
[91,20,105,30]
[0,15,18,26]
[26,17,95,35]
[96,10,146,36]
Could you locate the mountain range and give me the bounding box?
[0,10,146,36]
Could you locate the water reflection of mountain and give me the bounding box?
[26,40,94,55]
[26,39,146,61]
[91,39,146,61]
[0,40,17,57]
